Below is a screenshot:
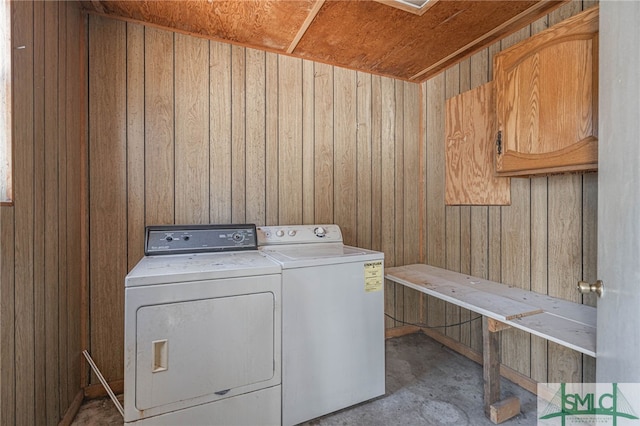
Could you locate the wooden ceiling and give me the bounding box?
[81,0,567,82]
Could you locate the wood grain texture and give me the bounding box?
[546,0,587,385]
[209,42,232,224]
[334,67,357,245]
[494,26,532,379]
[246,48,267,225]
[386,265,544,321]
[231,45,247,223]
[89,15,127,383]
[387,264,596,356]
[98,0,317,51]
[444,82,510,205]
[43,2,60,422]
[425,72,446,329]
[414,0,593,388]
[126,22,145,270]
[394,80,407,323]
[84,0,566,83]
[469,49,489,353]
[278,55,303,225]
[86,21,424,376]
[12,1,36,423]
[66,0,88,405]
[356,71,372,249]
[403,80,421,265]
[394,80,404,269]
[371,75,382,254]
[302,60,315,224]
[403,80,423,324]
[380,77,396,268]
[483,317,501,417]
[265,52,278,226]
[287,0,325,54]
[528,6,551,386]
[1,206,16,426]
[2,1,87,423]
[313,62,334,225]
[175,34,209,224]
[294,0,564,81]
[494,6,598,176]
[371,75,394,328]
[145,27,174,225]
[80,4,597,391]
[458,58,472,348]
[33,3,47,423]
[444,65,461,341]
[547,174,583,382]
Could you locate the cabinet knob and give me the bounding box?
[577,280,604,298]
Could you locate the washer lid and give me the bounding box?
[125,251,281,287]
[261,243,383,268]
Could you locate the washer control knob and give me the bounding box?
[276,230,285,237]
[314,227,326,238]
[288,230,297,237]
[166,236,173,242]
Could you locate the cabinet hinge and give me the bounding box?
[496,131,502,155]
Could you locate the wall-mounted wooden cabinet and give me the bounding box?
[494,6,599,176]
[445,82,510,205]
[445,6,598,205]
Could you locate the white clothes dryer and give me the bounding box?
[124,224,281,425]
[258,224,385,426]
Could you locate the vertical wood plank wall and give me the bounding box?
[421,0,598,385]
[86,1,597,389]
[0,1,87,424]
[87,15,421,383]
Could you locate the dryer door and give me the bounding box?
[135,291,276,410]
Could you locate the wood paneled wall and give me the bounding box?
[1,1,87,424]
[419,0,598,384]
[87,15,421,382]
[87,1,597,388]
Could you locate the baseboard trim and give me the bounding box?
[385,325,421,339]
[58,390,84,426]
[84,379,124,399]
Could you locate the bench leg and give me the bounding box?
[482,317,520,424]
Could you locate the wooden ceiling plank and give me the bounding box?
[287,0,325,54]
[373,0,439,16]
[84,0,569,83]
[90,0,106,14]
[410,0,568,81]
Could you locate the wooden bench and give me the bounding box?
[385,264,596,424]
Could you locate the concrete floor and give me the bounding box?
[72,332,538,425]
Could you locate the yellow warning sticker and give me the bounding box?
[364,261,383,292]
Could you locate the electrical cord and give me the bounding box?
[384,312,482,329]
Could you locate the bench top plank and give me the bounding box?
[385,263,596,357]
[392,264,596,327]
[509,313,596,357]
[385,265,543,321]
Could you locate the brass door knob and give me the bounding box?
[577,280,604,298]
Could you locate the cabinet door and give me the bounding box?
[445,81,510,205]
[494,6,598,176]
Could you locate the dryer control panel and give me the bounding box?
[145,224,257,255]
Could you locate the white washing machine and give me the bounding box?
[124,224,281,425]
[258,224,385,426]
